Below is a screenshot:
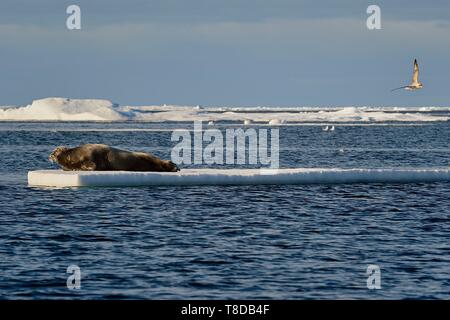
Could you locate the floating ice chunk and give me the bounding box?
[28,168,450,187]
[268,119,278,125]
[268,119,286,125]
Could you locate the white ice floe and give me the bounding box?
[1,97,449,122]
[28,168,450,187]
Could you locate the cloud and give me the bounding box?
[0,1,449,106]
[1,17,449,55]
[1,0,450,26]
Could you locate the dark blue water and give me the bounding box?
[0,121,449,299]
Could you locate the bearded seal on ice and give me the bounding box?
[49,144,180,172]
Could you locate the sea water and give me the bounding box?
[0,120,449,299]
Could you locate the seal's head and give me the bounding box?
[48,146,68,163]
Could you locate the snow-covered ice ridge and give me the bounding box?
[1,97,449,122]
[28,168,450,187]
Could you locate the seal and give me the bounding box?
[49,144,180,172]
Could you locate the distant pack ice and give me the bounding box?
[0,97,449,122]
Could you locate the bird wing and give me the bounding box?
[391,86,408,92]
[412,59,419,83]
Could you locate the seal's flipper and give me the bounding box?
[80,161,96,171]
[169,161,180,172]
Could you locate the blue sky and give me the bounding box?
[1,0,449,106]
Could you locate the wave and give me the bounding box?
[0,97,449,122]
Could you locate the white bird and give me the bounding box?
[329,126,335,131]
[391,59,423,91]
[322,126,329,131]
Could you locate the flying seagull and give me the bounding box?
[391,59,423,91]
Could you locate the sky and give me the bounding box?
[0,0,449,107]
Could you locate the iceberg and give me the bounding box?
[0,97,126,121]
